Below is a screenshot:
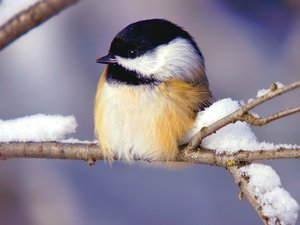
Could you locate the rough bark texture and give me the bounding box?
[228,166,269,225]
[1,142,299,166]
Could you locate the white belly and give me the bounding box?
[99,82,163,161]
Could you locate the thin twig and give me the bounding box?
[189,81,300,148]
[242,106,300,126]
[0,0,80,51]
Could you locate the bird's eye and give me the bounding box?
[128,50,138,59]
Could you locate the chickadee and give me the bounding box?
[95,19,212,162]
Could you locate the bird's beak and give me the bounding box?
[96,54,117,64]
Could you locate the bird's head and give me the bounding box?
[97,19,208,86]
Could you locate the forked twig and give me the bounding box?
[189,81,300,148]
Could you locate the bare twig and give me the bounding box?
[242,106,300,126]
[228,166,268,225]
[0,142,102,162]
[0,0,80,51]
[0,142,299,167]
[189,81,300,148]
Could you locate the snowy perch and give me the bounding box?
[0,142,299,165]
[189,81,300,148]
[0,114,76,142]
[230,165,299,225]
[0,80,300,225]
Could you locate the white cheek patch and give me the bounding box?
[115,37,204,82]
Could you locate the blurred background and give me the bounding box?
[0,0,300,224]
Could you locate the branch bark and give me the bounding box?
[228,166,269,225]
[242,106,300,126]
[189,81,300,148]
[1,142,299,167]
[0,0,80,51]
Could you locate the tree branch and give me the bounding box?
[0,142,102,162]
[228,166,269,225]
[189,81,300,148]
[0,142,299,224]
[0,142,299,167]
[178,146,300,167]
[0,0,80,51]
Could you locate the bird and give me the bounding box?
[94,19,212,162]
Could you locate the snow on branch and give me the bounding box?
[229,165,299,225]
[0,0,80,50]
[189,81,300,148]
[0,80,300,225]
[0,114,76,142]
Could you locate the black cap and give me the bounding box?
[107,19,204,60]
